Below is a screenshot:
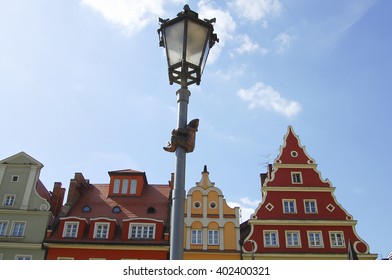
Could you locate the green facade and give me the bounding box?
[0,152,51,260]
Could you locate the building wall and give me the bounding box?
[0,152,52,260]
[184,166,241,260]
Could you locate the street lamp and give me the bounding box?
[158,5,218,260]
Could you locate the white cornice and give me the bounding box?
[248,219,357,226]
[262,186,335,192]
[43,243,169,251]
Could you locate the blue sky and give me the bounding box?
[1,0,391,258]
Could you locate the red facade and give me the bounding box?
[44,170,172,260]
[241,126,377,259]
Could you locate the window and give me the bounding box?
[63,222,79,238]
[191,229,202,245]
[209,201,217,209]
[82,205,91,212]
[112,206,121,213]
[308,231,323,247]
[130,179,137,194]
[11,175,19,182]
[193,201,201,209]
[11,222,26,237]
[129,224,155,239]
[304,200,317,213]
[121,179,129,194]
[94,223,109,239]
[283,199,296,213]
[264,231,279,247]
[0,221,8,236]
[291,172,302,184]
[330,232,345,247]
[3,195,15,206]
[15,255,31,260]
[113,179,120,194]
[208,230,219,245]
[286,231,301,247]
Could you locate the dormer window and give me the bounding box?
[130,179,137,194]
[113,179,120,194]
[121,179,129,194]
[129,224,155,239]
[94,223,109,239]
[110,178,140,196]
[63,222,79,238]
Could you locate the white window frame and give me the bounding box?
[93,222,110,239]
[329,231,345,248]
[113,179,120,193]
[121,179,129,194]
[191,229,202,245]
[57,257,74,260]
[208,230,219,245]
[129,223,155,239]
[0,221,8,236]
[15,255,32,260]
[10,221,26,237]
[291,172,303,184]
[285,231,301,247]
[11,175,19,182]
[130,179,137,194]
[308,231,323,247]
[263,230,279,247]
[283,199,297,213]
[304,199,317,214]
[3,195,16,206]
[62,222,79,238]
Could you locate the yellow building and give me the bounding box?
[184,166,241,260]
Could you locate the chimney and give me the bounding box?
[50,182,65,218]
[260,164,273,188]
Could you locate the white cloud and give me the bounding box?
[238,82,302,118]
[274,32,295,53]
[230,0,282,22]
[213,65,245,80]
[240,197,260,207]
[80,0,165,35]
[198,0,236,64]
[228,197,260,222]
[235,34,268,55]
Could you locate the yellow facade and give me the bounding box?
[183,166,241,260]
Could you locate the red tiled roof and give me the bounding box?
[36,179,51,201]
[66,183,171,225]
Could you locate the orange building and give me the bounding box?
[44,170,172,260]
[241,126,377,260]
[184,166,241,259]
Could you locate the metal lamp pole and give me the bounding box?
[158,5,218,260]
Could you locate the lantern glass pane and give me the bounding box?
[164,21,185,67]
[186,20,209,66]
[200,37,210,75]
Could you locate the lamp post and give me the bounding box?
[158,5,218,260]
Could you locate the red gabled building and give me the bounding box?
[241,126,377,260]
[44,169,172,260]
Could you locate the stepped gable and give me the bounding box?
[265,126,330,188]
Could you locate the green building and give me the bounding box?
[0,152,57,260]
